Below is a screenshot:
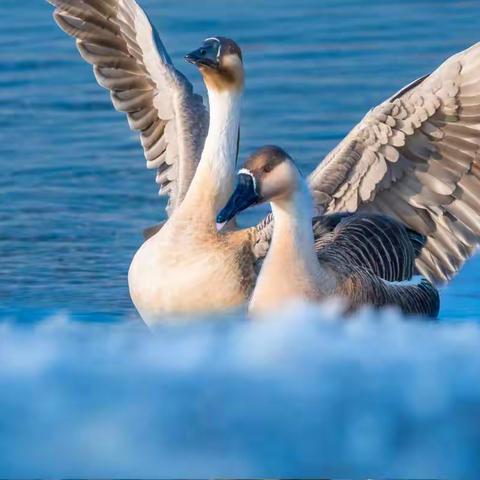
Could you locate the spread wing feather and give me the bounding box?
[48,0,208,215]
[308,42,480,283]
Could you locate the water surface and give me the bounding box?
[2,0,480,320]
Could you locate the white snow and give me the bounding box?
[0,303,479,478]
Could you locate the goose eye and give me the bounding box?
[263,164,273,173]
[200,49,207,56]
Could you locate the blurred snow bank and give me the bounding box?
[1,304,480,478]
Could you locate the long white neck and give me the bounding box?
[269,181,318,267]
[250,178,335,313]
[177,87,242,225]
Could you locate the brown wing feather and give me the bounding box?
[313,213,424,282]
[313,213,439,317]
[48,0,208,216]
[338,271,440,318]
[309,42,480,283]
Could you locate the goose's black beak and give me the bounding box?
[217,173,260,223]
[185,44,219,69]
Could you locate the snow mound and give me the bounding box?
[1,304,480,477]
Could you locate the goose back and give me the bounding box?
[314,213,439,317]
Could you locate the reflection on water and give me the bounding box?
[1,0,480,320]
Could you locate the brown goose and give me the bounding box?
[246,41,480,303]
[218,146,440,317]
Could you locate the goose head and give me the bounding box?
[217,146,302,223]
[185,37,244,92]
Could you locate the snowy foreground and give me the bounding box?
[1,303,480,477]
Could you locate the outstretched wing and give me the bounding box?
[48,0,209,215]
[309,42,480,283]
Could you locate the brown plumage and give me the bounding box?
[313,214,439,316]
[218,146,439,317]
[47,0,209,216]
[198,37,245,92]
[308,43,480,284]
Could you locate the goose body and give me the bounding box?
[48,0,480,321]
[129,220,255,320]
[218,147,440,316]
[128,45,256,322]
[129,85,255,318]
[50,0,259,322]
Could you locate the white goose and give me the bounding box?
[49,0,480,322]
[49,0,255,324]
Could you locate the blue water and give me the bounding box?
[2,0,480,320]
[2,0,480,476]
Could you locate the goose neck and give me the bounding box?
[178,88,242,225]
[270,183,316,256]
